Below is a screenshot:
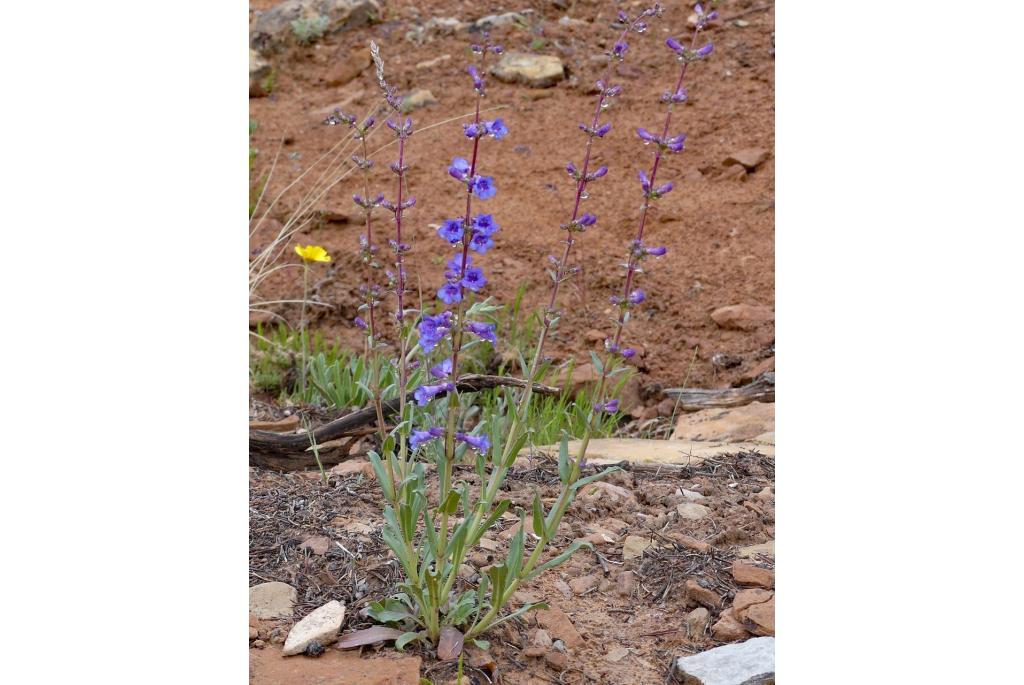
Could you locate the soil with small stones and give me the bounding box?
[249,0,775,393]
[249,449,774,684]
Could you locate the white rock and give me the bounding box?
[249,581,297,619]
[681,488,705,501]
[674,637,775,685]
[677,502,712,520]
[490,52,565,88]
[283,600,346,656]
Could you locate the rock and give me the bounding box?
[553,579,573,599]
[522,645,545,658]
[531,628,553,648]
[423,17,465,36]
[711,352,743,369]
[544,651,568,670]
[556,361,600,395]
[250,0,382,54]
[490,52,566,88]
[250,647,421,683]
[584,328,606,343]
[558,15,588,28]
[737,540,775,559]
[580,480,637,507]
[731,562,774,589]
[472,12,530,32]
[719,164,748,182]
[458,564,477,581]
[569,573,601,595]
[527,438,774,466]
[672,402,775,442]
[400,88,438,113]
[329,458,374,478]
[676,502,712,520]
[685,607,711,638]
[535,604,582,648]
[667,533,712,554]
[712,609,751,642]
[622,535,653,560]
[675,637,775,685]
[723,148,769,171]
[250,49,272,97]
[252,639,266,649]
[249,581,297,619]
[616,570,636,596]
[739,357,774,384]
[249,415,299,431]
[710,304,774,331]
[739,595,775,636]
[323,47,371,86]
[282,600,346,655]
[605,646,629,662]
[249,626,259,640]
[300,535,331,555]
[685,579,722,609]
[733,589,773,616]
[416,54,451,69]
[680,488,705,501]
[657,398,677,416]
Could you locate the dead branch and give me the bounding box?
[663,372,774,412]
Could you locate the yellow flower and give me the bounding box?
[294,244,331,263]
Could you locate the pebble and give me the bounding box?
[282,600,346,656]
[622,535,653,560]
[676,502,713,520]
[737,595,775,636]
[490,52,566,88]
[723,148,769,171]
[616,570,636,596]
[544,651,568,670]
[400,88,438,113]
[569,573,601,595]
[605,646,629,662]
[685,607,711,638]
[249,581,297,619]
[536,604,582,649]
[685,579,723,609]
[733,589,773,616]
[731,561,774,589]
[712,609,751,642]
[675,636,775,685]
[252,639,266,649]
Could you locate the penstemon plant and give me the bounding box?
[332,3,716,654]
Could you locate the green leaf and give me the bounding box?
[368,452,395,502]
[558,431,571,485]
[483,601,549,632]
[396,631,426,650]
[470,639,490,650]
[438,489,461,515]
[589,351,604,375]
[507,522,525,578]
[531,493,545,538]
[487,564,509,606]
[524,540,592,582]
[570,466,622,494]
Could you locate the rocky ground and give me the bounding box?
[248,0,775,392]
[249,403,775,684]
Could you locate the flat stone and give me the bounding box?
[676,502,713,520]
[711,609,751,642]
[733,589,773,616]
[723,148,770,171]
[330,458,374,478]
[622,535,653,560]
[680,488,705,501]
[250,0,382,54]
[739,595,775,636]
[249,647,421,684]
[535,604,582,649]
[249,415,299,431]
[580,480,637,506]
[685,607,711,638]
[667,533,712,554]
[472,11,531,32]
[490,52,565,88]
[249,582,297,619]
[675,636,775,685]
[732,562,774,589]
[569,573,601,595]
[737,540,775,559]
[605,646,629,662]
[685,580,723,609]
[710,304,774,331]
[526,438,774,466]
[400,88,438,113]
[672,402,774,443]
[282,600,346,655]
[300,535,331,555]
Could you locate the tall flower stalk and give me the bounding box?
[577,3,717,466]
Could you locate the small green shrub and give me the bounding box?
[291,15,330,46]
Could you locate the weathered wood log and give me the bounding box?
[250,374,560,470]
[663,372,774,412]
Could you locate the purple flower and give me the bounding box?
[410,426,445,450]
[414,382,456,406]
[455,432,490,453]
[566,162,579,178]
[467,65,484,91]
[461,267,487,292]
[637,128,659,143]
[486,119,509,140]
[665,134,687,153]
[612,40,628,59]
[354,316,368,330]
[666,37,684,53]
[594,123,612,138]
[446,253,471,275]
[418,311,453,352]
[472,175,497,199]
[465,321,497,346]
[628,289,646,305]
[590,165,609,179]
[438,282,463,305]
[472,214,498,236]
[438,218,465,244]
[595,399,619,414]
[638,169,651,193]
[449,157,471,181]
[697,43,714,58]
[621,348,636,359]
[646,246,667,256]
[469,231,495,254]
[430,358,453,379]
[578,213,597,227]
[654,182,674,196]
[464,123,481,138]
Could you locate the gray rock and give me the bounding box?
[282,600,346,655]
[471,11,532,33]
[249,581,297,619]
[400,88,438,113]
[490,52,565,88]
[250,0,381,54]
[723,148,770,171]
[249,49,272,98]
[677,502,712,520]
[675,637,775,685]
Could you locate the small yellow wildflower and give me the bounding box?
[294,244,331,263]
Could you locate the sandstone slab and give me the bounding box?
[672,402,774,443]
[675,636,775,685]
[526,438,774,467]
[249,581,297,619]
[710,303,774,331]
[490,52,565,87]
[282,600,346,655]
